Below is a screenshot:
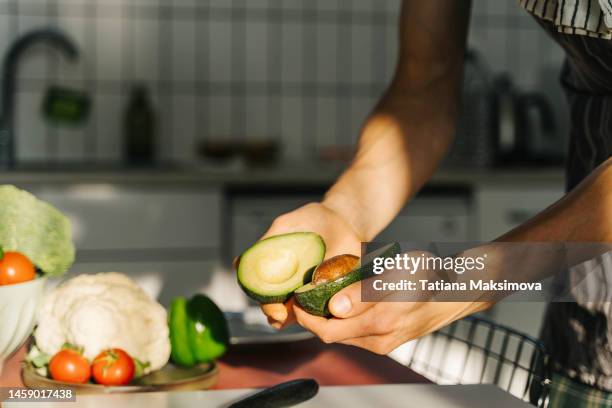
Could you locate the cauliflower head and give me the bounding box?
[34,272,170,373]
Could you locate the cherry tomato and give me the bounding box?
[0,251,36,285]
[92,348,135,386]
[49,349,91,384]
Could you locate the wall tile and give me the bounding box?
[280,22,302,83]
[245,95,269,138]
[208,21,232,82]
[349,0,374,12]
[17,15,51,81]
[95,92,123,161]
[385,23,398,82]
[316,22,337,83]
[172,19,196,82]
[317,0,340,11]
[245,21,268,82]
[279,0,303,11]
[350,23,373,83]
[131,17,159,82]
[315,96,337,149]
[516,28,540,88]
[385,0,401,13]
[4,0,562,164]
[0,14,10,64]
[171,94,197,161]
[96,14,124,81]
[55,125,87,161]
[245,0,269,10]
[16,91,47,161]
[55,15,87,83]
[208,95,232,138]
[280,96,303,160]
[349,96,372,142]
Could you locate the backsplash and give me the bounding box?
[0,0,566,164]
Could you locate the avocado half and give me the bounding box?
[237,232,326,303]
[294,242,401,317]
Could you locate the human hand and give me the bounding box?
[292,277,491,355]
[253,202,363,329]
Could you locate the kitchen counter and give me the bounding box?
[0,162,565,188]
[2,384,532,407]
[0,340,428,389]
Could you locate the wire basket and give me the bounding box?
[396,315,551,407]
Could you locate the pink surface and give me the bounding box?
[1,340,429,390]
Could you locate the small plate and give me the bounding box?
[22,361,218,394]
[226,311,314,345]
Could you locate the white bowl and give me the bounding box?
[0,277,46,375]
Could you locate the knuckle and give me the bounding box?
[372,340,394,355]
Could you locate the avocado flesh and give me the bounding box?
[237,232,326,304]
[295,242,401,317]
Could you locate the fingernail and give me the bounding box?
[331,294,352,316]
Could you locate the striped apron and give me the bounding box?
[519,0,612,405]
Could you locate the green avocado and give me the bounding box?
[294,242,401,317]
[169,294,229,367]
[237,232,325,304]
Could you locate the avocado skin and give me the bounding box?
[238,280,293,304]
[295,269,362,316]
[295,242,401,317]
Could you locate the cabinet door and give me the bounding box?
[377,196,472,242]
[64,260,244,309]
[28,185,221,251]
[229,195,320,256]
[475,186,564,241]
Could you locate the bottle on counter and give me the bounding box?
[124,85,156,165]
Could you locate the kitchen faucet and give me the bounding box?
[0,28,78,169]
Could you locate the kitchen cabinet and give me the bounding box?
[21,183,223,306]
[64,260,220,307]
[474,185,564,337]
[377,195,472,243]
[229,194,321,257]
[28,185,221,251]
[474,186,564,241]
[229,193,472,259]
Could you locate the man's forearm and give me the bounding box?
[457,157,612,296]
[323,70,462,241]
[320,0,471,241]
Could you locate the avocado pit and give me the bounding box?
[311,254,359,285]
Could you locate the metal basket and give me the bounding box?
[399,315,551,407]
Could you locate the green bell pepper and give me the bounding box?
[169,294,229,367]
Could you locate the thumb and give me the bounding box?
[328,281,376,318]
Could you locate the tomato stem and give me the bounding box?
[0,247,3,260]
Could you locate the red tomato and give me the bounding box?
[92,348,135,386]
[0,252,36,285]
[49,349,91,384]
